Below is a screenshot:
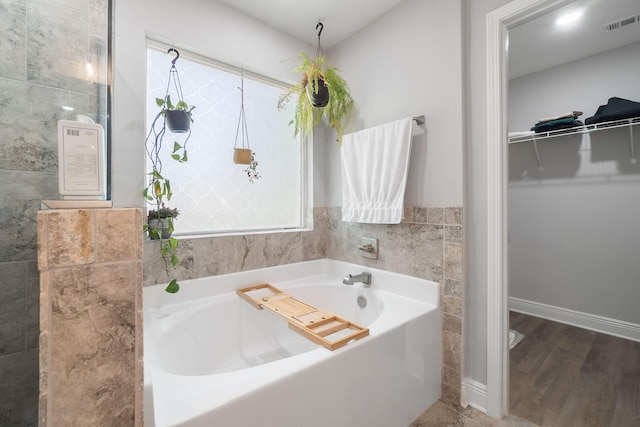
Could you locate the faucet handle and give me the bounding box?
[358,238,378,260]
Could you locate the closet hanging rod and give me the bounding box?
[413,115,425,125]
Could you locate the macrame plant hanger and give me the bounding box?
[233,72,251,164]
[233,72,260,181]
[308,22,330,108]
[165,48,186,112]
[163,48,193,137]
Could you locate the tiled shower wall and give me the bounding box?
[0,0,107,424]
[143,206,464,406]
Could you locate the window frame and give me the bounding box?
[145,39,311,237]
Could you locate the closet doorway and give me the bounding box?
[485,0,640,419]
[506,0,640,424]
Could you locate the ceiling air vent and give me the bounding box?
[604,14,640,31]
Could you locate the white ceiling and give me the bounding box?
[216,0,406,49]
[216,0,640,78]
[509,0,640,79]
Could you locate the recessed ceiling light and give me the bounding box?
[556,10,583,26]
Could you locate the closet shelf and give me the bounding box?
[509,116,639,170]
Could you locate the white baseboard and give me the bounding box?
[462,377,487,413]
[509,297,640,342]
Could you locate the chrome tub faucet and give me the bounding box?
[342,272,371,287]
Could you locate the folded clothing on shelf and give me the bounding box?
[531,117,583,133]
[538,111,583,123]
[508,130,535,138]
[585,97,640,125]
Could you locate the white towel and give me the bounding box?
[340,117,414,224]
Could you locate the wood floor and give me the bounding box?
[509,312,640,426]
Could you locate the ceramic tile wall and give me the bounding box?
[143,206,464,407]
[37,208,143,426]
[0,0,107,424]
[142,208,328,285]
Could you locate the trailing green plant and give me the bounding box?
[142,214,179,293]
[277,52,354,144]
[148,206,180,220]
[158,94,196,117]
[143,48,194,294]
[243,152,260,183]
[142,167,182,294]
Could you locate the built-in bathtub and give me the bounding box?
[144,259,441,427]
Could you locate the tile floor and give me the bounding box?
[411,401,539,427]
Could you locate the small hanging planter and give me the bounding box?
[233,73,260,181]
[306,76,329,107]
[157,49,195,134]
[147,219,172,239]
[233,148,252,164]
[166,109,192,133]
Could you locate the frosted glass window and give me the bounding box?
[146,45,305,235]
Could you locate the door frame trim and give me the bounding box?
[484,0,575,417]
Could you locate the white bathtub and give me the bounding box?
[144,259,441,427]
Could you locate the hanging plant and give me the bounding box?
[162,96,195,133]
[277,23,354,144]
[233,73,260,181]
[143,48,195,294]
[147,206,179,239]
[244,152,260,183]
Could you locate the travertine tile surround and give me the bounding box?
[37,209,143,426]
[143,206,464,408]
[142,209,327,285]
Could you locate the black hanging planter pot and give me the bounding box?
[306,77,330,107]
[166,110,192,133]
[147,219,172,239]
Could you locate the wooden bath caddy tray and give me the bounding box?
[236,284,369,351]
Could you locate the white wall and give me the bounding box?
[509,42,640,131]
[324,0,464,208]
[113,0,464,209]
[112,0,313,208]
[508,42,640,324]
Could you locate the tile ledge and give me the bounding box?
[41,200,113,210]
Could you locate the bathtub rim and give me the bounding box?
[143,258,440,312]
